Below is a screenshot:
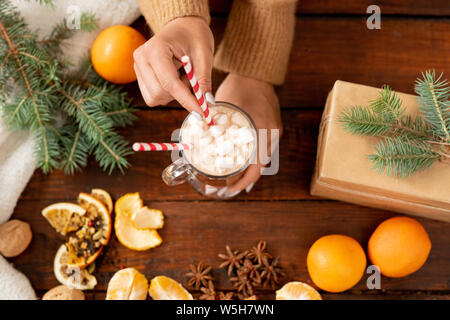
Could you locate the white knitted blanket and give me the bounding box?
[0,0,141,300]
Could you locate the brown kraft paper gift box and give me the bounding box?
[310,80,450,222]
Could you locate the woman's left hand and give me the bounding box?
[215,73,283,197]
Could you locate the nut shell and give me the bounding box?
[42,285,85,300]
[0,219,32,257]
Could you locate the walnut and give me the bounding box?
[42,285,85,300]
[0,219,32,257]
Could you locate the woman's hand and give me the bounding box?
[133,16,214,114]
[215,73,283,197]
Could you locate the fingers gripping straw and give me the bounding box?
[133,143,190,151]
[181,55,214,125]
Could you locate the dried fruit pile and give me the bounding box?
[42,189,113,290]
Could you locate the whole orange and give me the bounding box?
[368,216,431,278]
[91,25,146,84]
[307,234,366,293]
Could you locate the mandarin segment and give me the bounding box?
[149,276,193,300]
[276,281,322,300]
[106,268,149,300]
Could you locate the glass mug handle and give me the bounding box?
[162,158,191,186]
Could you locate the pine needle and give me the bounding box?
[368,137,440,177]
[0,2,137,174]
[340,70,450,177]
[415,70,450,142]
[338,105,394,136]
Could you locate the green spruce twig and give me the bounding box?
[0,1,136,174]
[339,71,450,177]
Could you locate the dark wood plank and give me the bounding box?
[130,17,450,109]
[20,109,320,201]
[209,0,450,16]
[11,201,450,293]
[281,17,450,108]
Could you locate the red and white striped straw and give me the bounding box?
[181,55,214,126]
[133,142,190,152]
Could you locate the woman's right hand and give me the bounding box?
[133,16,214,114]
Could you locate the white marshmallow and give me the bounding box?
[225,125,239,139]
[217,140,234,156]
[213,113,229,125]
[205,144,217,156]
[237,127,254,144]
[231,112,247,127]
[215,157,234,169]
[199,135,213,147]
[210,125,225,137]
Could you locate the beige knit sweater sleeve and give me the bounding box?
[137,0,296,85]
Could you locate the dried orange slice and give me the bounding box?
[64,238,103,269]
[53,245,97,290]
[77,192,112,245]
[106,268,148,300]
[276,281,322,300]
[115,193,162,251]
[131,207,164,229]
[90,188,113,215]
[149,276,193,300]
[42,203,86,235]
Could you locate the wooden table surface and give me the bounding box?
[10,1,450,300]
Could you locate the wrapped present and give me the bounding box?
[311,80,450,222]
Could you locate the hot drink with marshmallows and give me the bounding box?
[181,104,256,176]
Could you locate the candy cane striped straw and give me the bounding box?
[133,142,190,152]
[181,55,214,125]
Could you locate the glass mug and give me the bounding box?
[162,102,257,199]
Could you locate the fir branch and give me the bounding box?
[0,15,55,169]
[340,71,449,177]
[368,137,441,178]
[59,123,90,175]
[59,85,114,142]
[370,85,405,122]
[93,134,132,174]
[415,70,450,142]
[35,125,60,174]
[0,2,136,174]
[338,105,394,136]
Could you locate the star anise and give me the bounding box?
[218,245,248,276]
[230,273,254,298]
[217,291,234,300]
[199,280,216,300]
[260,256,284,290]
[247,240,272,265]
[239,258,262,286]
[185,262,213,290]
